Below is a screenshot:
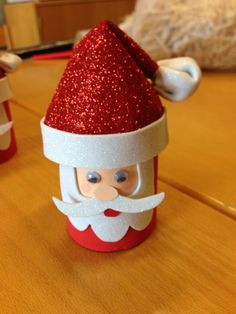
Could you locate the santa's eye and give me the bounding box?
[114,170,128,183]
[87,171,101,183]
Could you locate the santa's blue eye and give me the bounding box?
[87,171,101,183]
[114,170,128,183]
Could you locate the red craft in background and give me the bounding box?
[0,53,21,163]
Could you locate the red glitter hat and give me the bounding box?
[41,20,168,168]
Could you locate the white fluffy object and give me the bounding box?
[120,0,236,69]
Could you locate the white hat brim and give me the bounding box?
[40,108,168,168]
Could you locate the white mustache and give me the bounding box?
[52,192,165,217]
[0,121,12,135]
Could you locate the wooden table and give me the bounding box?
[0,60,235,313]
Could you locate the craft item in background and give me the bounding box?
[41,20,201,252]
[0,52,21,163]
[32,50,72,61]
[119,0,236,69]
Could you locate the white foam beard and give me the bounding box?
[69,203,154,242]
[0,121,12,135]
[59,160,160,242]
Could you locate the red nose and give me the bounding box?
[104,209,120,217]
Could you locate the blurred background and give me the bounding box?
[0,0,135,52]
[0,0,236,68]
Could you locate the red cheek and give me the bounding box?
[119,179,137,191]
[80,183,92,193]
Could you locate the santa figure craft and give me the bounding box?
[41,20,201,252]
[0,53,22,163]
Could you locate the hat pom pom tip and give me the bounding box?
[154,57,201,102]
[0,53,22,73]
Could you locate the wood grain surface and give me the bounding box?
[0,103,235,313]
[8,60,236,217]
[161,71,236,218]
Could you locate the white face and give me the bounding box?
[76,165,139,200]
[59,159,160,242]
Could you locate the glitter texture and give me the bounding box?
[44,20,164,135]
[41,110,168,168]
